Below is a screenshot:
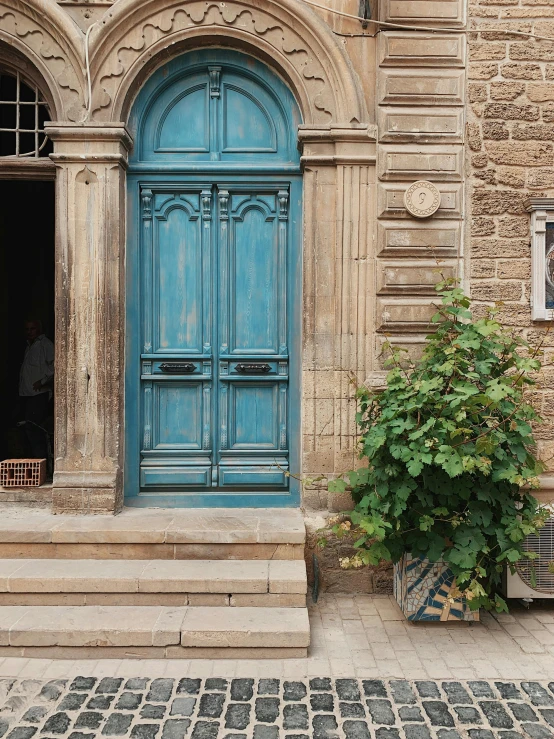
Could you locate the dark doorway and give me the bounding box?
[0,180,55,467]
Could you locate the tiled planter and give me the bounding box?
[394,554,479,622]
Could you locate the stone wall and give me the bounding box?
[467,0,554,499]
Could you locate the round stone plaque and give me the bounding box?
[404,180,441,219]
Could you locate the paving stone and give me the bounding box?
[283,682,306,701]
[116,692,143,711]
[190,723,219,739]
[496,683,522,700]
[146,680,173,703]
[70,678,96,693]
[363,681,387,698]
[6,730,37,739]
[468,732,495,739]
[366,699,395,725]
[161,723,190,739]
[479,701,514,729]
[310,693,334,712]
[258,680,279,696]
[141,705,165,720]
[224,704,250,731]
[21,708,46,724]
[499,732,524,739]
[58,693,87,712]
[87,695,114,710]
[454,706,482,724]
[230,680,254,702]
[309,679,331,692]
[176,680,200,696]
[39,683,65,702]
[41,713,70,734]
[521,724,554,739]
[68,733,96,739]
[542,710,554,728]
[252,727,278,739]
[335,680,361,702]
[523,684,554,707]
[74,712,103,730]
[125,680,149,691]
[198,694,225,719]
[96,679,123,695]
[422,701,455,727]
[469,683,496,699]
[254,698,279,724]
[443,683,472,705]
[416,683,441,699]
[102,713,133,736]
[0,722,9,739]
[343,721,371,739]
[403,725,432,739]
[376,729,401,739]
[437,731,462,739]
[509,702,538,721]
[169,698,195,717]
[399,707,424,722]
[339,702,365,718]
[204,680,227,692]
[391,681,416,705]
[312,714,339,739]
[283,704,308,730]
[130,726,160,739]
[521,725,554,739]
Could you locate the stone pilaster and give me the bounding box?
[46,123,131,513]
[298,127,377,509]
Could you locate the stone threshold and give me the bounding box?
[0,507,305,545]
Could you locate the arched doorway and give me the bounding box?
[0,62,56,490]
[125,49,302,507]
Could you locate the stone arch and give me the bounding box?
[88,0,367,127]
[0,0,85,121]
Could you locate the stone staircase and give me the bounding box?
[0,508,310,658]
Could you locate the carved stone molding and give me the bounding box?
[88,0,367,126]
[0,0,85,121]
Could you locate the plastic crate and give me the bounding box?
[0,458,47,488]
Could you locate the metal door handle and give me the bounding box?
[159,362,196,373]
[235,363,271,374]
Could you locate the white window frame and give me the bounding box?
[526,197,554,321]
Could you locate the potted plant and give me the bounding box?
[328,278,549,619]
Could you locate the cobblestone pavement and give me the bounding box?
[1,677,554,739]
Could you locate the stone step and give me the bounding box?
[0,605,310,658]
[0,507,305,560]
[0,559,307,607]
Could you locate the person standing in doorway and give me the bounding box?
[19,319,54,459]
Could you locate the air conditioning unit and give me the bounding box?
[503,515,554,599]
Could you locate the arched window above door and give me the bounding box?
[129,50,302,169]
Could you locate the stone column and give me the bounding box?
[46,123,131,514]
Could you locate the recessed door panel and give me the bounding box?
[154,195,203,354]
[154,382,204,449]
[228,382,279,449]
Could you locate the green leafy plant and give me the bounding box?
[329,277,549,612]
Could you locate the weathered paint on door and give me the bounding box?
[125,50,302,506]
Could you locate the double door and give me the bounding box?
[134,180,298,501]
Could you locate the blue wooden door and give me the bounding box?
[125,51,302,506]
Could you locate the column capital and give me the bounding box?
[298,124,377,167]
[45,122,133,166]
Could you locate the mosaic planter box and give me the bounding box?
[394,554,479,622]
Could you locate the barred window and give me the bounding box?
[0,71,52,158]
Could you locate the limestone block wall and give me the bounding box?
[467,0,554,498]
